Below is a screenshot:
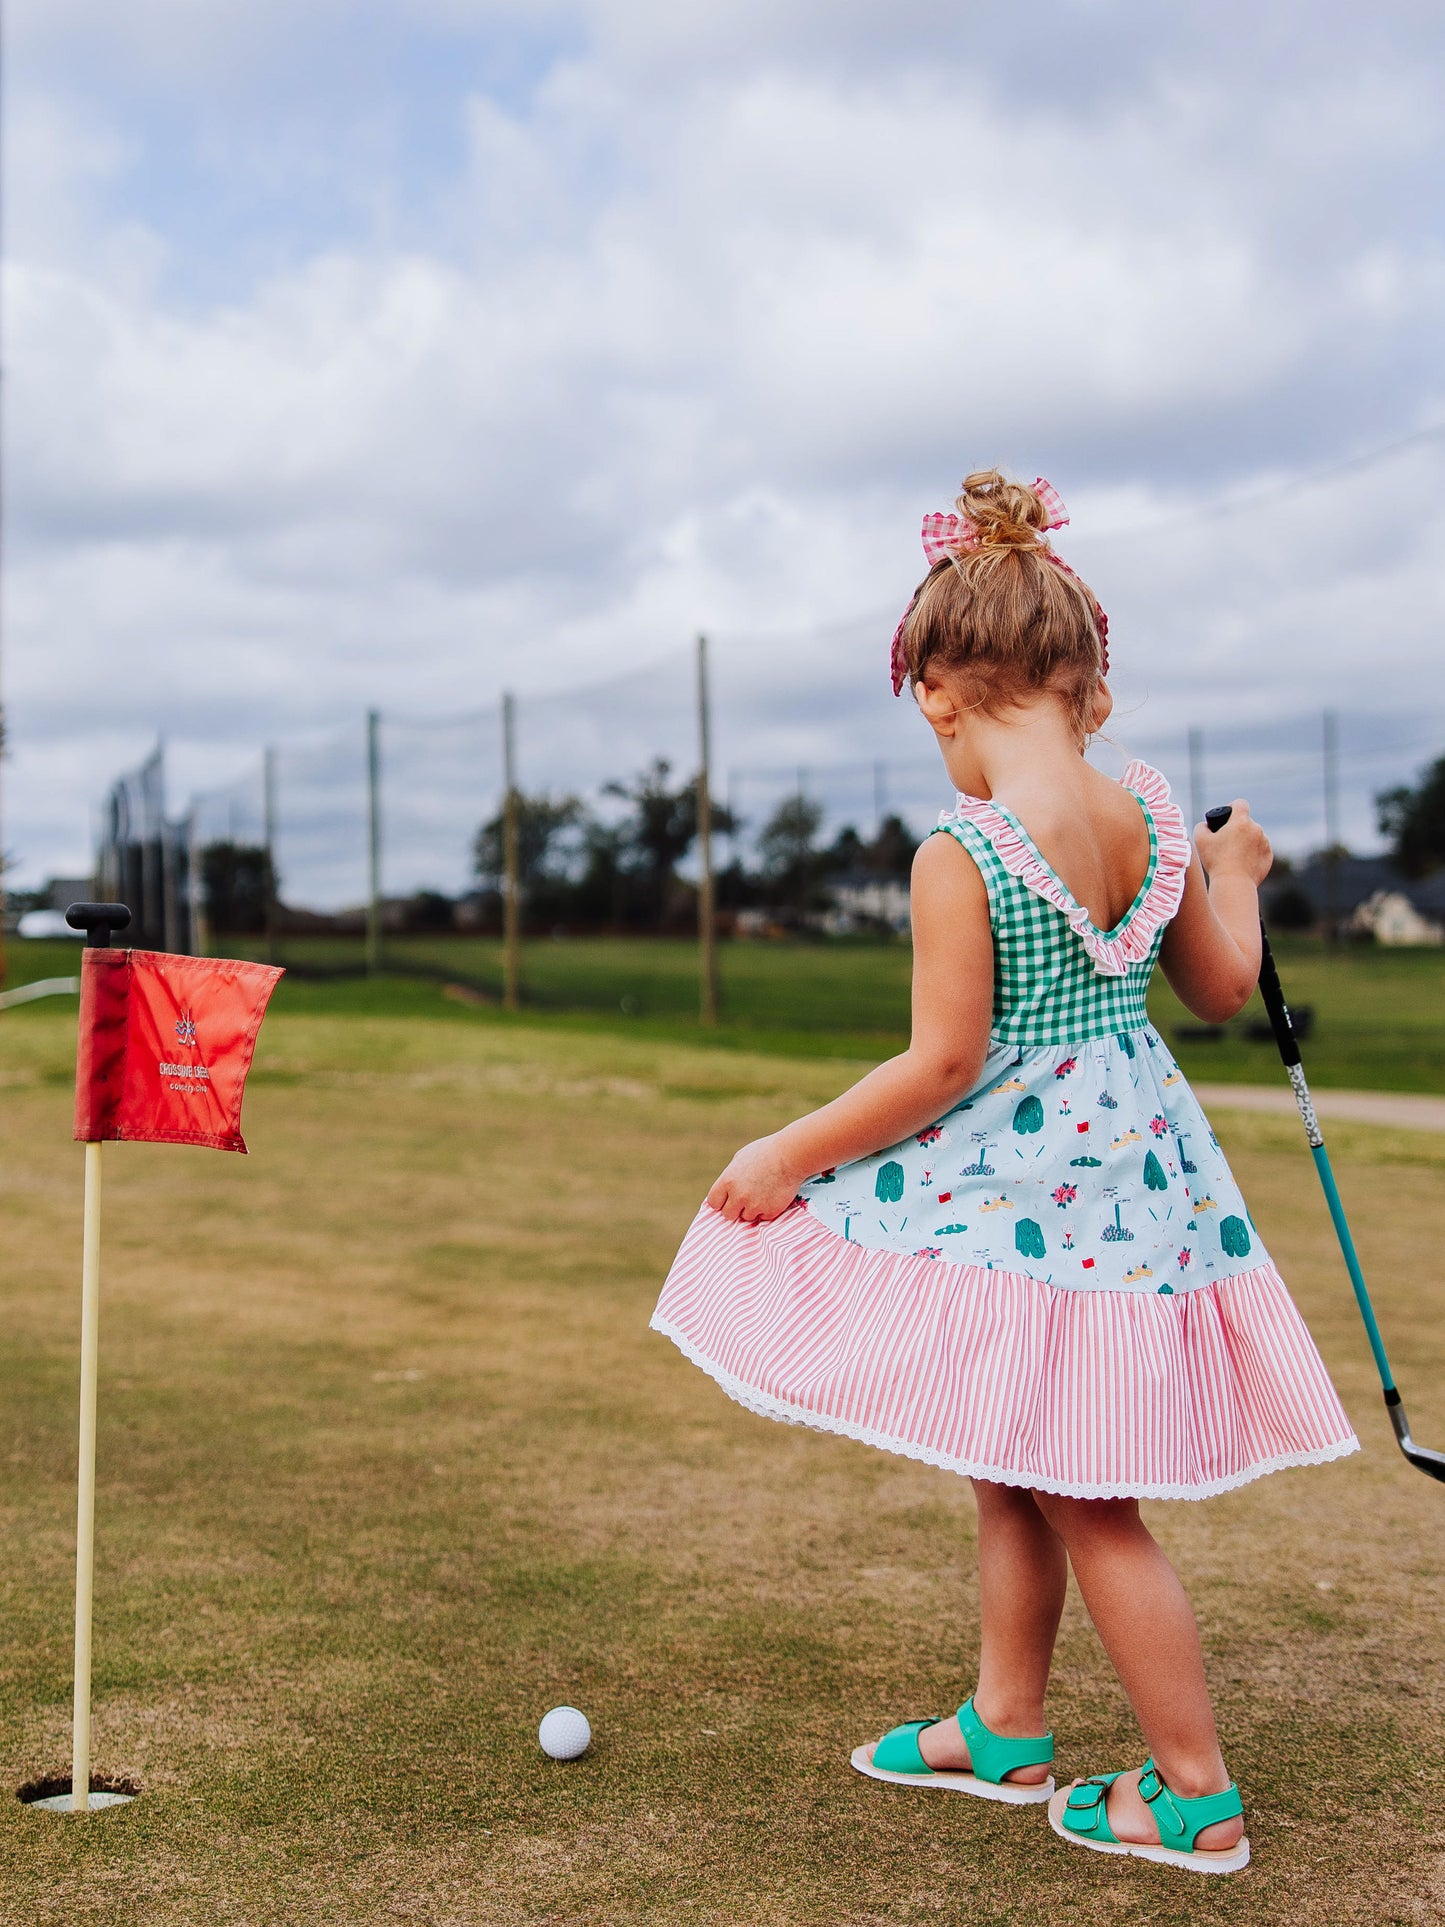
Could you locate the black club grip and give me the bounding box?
[1201,805,1300,1069]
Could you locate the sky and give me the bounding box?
[6,0,1445,895]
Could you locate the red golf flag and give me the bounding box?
[73,949,283,1153]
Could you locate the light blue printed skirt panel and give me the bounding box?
[800,1026,1257,1296]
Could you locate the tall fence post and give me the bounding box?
[144,741,165,950]
[1323,707,1341,935]
[160,820,180,955]
[263,744,279,967]
[0,708,6,989]
[1187,727,1204,831]
[696,634,718,1027]
[188,811,208,958]
[502,693,521,1011]
[366,709,382,976]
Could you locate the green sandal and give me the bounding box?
[851,1696,1055,1805]
[1048,1758,1249,1873]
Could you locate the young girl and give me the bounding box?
[651,470,1359,1877]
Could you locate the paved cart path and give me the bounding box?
[1195,1083,1445,1133]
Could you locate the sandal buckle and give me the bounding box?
[1066,1779,1108,1834]
[1139,1767,1185,1840]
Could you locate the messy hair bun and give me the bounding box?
[900,468,1106,740]
[954,470,1054,550]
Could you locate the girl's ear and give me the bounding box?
[1089,679,1114,734]
[915,675,958,738]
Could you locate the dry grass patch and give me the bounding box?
[0,1010,1440,1925]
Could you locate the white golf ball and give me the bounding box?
[538,1705,591,1760]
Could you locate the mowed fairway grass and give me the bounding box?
[11,932,1445,1088]
[0,1005,1442,1925]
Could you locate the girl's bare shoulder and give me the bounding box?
[910,825,989,900]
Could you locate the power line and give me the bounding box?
[702,418,1445,650]
[1074,421,1445,545]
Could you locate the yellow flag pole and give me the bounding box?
[61,899,132,1817]
[71,1138,103,1814]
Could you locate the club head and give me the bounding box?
[1386,1393,1445,1484]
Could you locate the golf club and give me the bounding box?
[1204,804,1445,1482]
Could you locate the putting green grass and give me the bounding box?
[10,929,1445,1089]
[0,1006,1442,1923]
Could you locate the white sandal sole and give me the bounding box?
[851,1742,1055,1805]
[1047,1787,1250,1873]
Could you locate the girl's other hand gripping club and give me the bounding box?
[1192,797,1271,886]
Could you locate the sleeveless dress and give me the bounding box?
[651,762,1359,1500]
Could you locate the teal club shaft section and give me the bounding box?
[1309,1142,1395,1393]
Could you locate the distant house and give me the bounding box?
[6,876,95,938]
[1270,854,1445,936]
[1347,890,1444,946]
[823,874,912,935]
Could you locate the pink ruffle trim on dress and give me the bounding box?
[652,1204,1359,1502]
[943,760,1192,978]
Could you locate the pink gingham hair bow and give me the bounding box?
[891,476,1107,695]
[918,476,1070,567]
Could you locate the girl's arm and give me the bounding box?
[1158,799,1273,1022]
[707,832,995,1223]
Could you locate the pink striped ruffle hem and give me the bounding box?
[652,1204,1359,1501]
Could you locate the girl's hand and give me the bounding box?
[1163,797,1272,1021]
[707,1134,806,1224]
[700,835,993,1215]
[1193,798,1272,886]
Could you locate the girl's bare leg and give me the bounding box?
[918,1480,1065,1782]
[1032,1493,1244,1850]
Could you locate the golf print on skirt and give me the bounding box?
[73,947,283,1152]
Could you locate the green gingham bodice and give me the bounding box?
[799,762,1252,1294]
[931,763,1188,1049]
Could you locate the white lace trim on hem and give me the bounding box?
[649,1313,1361,1502]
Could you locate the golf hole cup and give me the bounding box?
[17,1771,139,1814]
[538,1706,591,1760]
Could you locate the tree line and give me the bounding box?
[1376,753,1445,877]
[199,758,917,937]
[40,747,1445,942]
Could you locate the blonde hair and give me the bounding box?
[901,469,1106,740]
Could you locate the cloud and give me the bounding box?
[6,2,1445,886]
